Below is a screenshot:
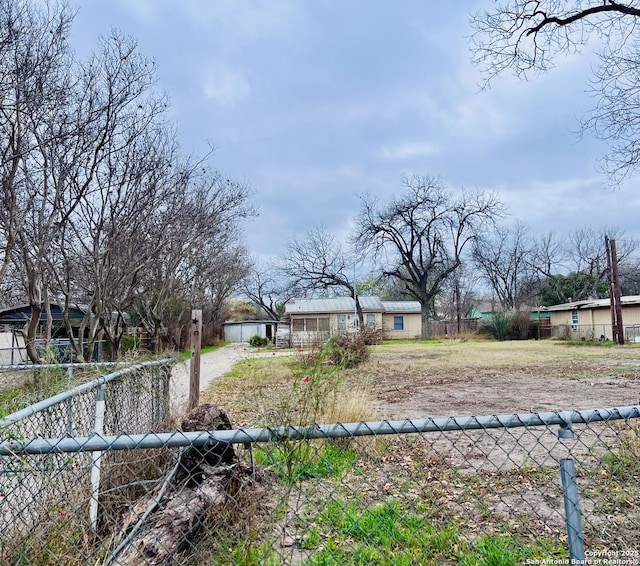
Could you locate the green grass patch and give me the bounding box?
[300,497,567,566]
[255,442,358,484]
[181,342,229,360]
[561,339,617,347]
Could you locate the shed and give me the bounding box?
[223,320,278,343]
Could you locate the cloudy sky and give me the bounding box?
[70,1,640,264]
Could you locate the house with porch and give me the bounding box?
[284,296,422,346]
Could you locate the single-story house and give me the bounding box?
[284,296,422,346]
[222,319,278,343]
[0,303,86,337]
[465,300,501,321]
[547,295,640,341]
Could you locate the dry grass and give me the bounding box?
[202,339,640,426]
[200,357,296,426]
[200,354,377,428]
[320,387,373,424]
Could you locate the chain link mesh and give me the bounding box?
[0,360,174,563]
[0,399,638,564]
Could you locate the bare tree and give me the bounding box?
[132,167,255,351]
[530,226,638,304]
[0,0,82,362]
[471,1,640,184]
[43,33,173,361]
[472,221,536,310]
[241,262,296,321]
[437,262,482,331]
[0,1,256,361]
[283,225,365,327]
[355,175,504,338]
[189,246,251,344]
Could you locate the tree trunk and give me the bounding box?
[108,405,250,565]
[354,294,365,330]
[455,279,461,334]
[420,305,430,340]
[25,302,42,363]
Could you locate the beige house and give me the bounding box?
[284,296,422,346]
[380,300,422,339]
[547,295,640,341]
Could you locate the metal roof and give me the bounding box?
[285,296,421,315]
[0,303,86,324]
[286,296,385,314]
[382,301,422,313]
[546,295,640,311]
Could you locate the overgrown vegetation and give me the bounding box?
[480,311,533,341]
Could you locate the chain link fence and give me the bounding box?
[0,359,174,559]
[0,398,638,564]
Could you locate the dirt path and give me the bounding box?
[169,344,290,418]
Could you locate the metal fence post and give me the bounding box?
[560,458,585,563]
[90,383,107,531]
[66,366,74,435]
[558,417,585,563]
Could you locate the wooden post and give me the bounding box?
[606,237,625,345]
[610,239,625,344]
[189,310,202,412]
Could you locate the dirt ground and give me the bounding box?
[360,341,640,420]
[190,340,640,422]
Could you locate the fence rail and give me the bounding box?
[2,404,638,455]
[1,399,639,564]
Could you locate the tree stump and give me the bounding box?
[107,404,248,565]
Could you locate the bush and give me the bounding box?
[359,326,384,345]
[248,335,269,347]
[509,311,532,340]
[481,311,533,341]
[324,332,370,368]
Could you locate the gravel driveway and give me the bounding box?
[170,343,292,418]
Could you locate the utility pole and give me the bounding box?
[605,237,624,344]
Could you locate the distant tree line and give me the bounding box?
[0,1,254,362]
[242,177,639,339]
[242,0,640,339]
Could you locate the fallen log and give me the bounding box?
[107,404,250,565]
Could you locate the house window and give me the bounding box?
[571,309,578,330]
[337,314,346,331]
[293,317,330,332]
[366,314,376,327]
[394,316,404,331]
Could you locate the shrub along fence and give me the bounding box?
[0,399,638,564]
